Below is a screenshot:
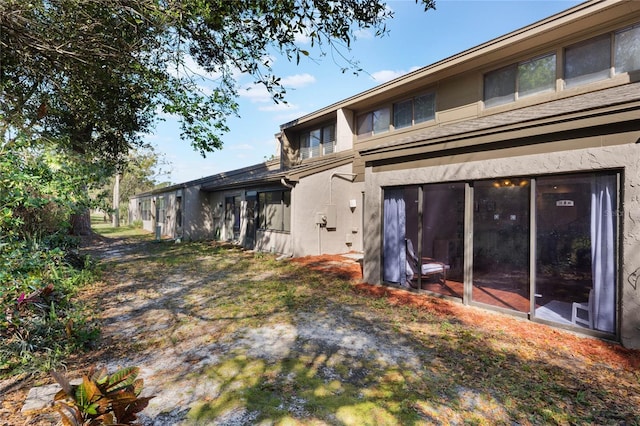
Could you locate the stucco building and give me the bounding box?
[130,0,640,348]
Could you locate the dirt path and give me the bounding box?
[6,235,640,425]
[85,239,437,424]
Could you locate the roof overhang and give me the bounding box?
[282,0,640,124]
[199,151,356,193]
[360,84,640,165]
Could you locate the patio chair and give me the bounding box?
[571,289,594,329]
[405,239,449,288]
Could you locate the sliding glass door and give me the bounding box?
[382,184,464,297]
[472,179,530,312]
[381,172,617,334]
[534,173,616,333]
[420,183,464,297]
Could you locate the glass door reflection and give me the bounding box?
[472,178,530,312]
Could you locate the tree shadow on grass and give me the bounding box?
[80,237,640,425]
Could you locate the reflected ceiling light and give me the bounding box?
[493,178,529,188]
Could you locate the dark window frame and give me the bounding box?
[300,123,336,160]
[258,190,291,232]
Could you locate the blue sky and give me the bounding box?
[148,0,582,184]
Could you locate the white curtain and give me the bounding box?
[591,175,616,333]
[383,189,407,285]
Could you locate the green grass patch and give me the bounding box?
[187,355,429,426]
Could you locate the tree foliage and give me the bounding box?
[0,138,111,242]
[0,138,103,377]
[1,0,436,160]
[95,146,170,224]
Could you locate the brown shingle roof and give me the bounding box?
[364,82,640,154]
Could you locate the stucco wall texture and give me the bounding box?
[363,142,640,348]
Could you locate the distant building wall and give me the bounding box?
[292,163,364,257]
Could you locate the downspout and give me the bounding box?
[329,172,357,204]
[281,177,295,256]
[179,183,186,241]
[326,172,357,255]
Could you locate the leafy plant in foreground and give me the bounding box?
[52,366,154,425]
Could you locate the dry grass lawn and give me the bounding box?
[4,223,640,425]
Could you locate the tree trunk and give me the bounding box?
[112,172,120,227]
[70,209,92,236]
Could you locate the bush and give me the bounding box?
[51,367,153,426]
[0,239,100,377]
[1,140,106,378]
[52,366,154,425]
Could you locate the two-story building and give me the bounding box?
[130,0,640,348]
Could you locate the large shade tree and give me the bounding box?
[1,0,436,233]
[2,0,435,155]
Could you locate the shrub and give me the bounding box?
[0,240,100,377]
[52,366,154,425]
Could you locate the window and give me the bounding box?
[224,196,240,232]
[357,107,390,138]
[615,24,640,74]
[414,93,436,124]
[564,35,611,88]
[484,54,556,108]
[393,93,435,129]
[157,197,166,224]
[322,125,336,155]
[259,190,291,232]
[484,65,517,108]
[141,199,151,221]
[518,54,556,98]
[300,124,335,159]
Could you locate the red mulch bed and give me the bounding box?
[292,254,640,372]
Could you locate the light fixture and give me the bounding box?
[493,178,529,188]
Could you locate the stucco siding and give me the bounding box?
[181,185,214,241]
[292,163,364,257]
[363,141,640,348]
[255,230,291,255]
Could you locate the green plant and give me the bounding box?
[52,366,154,425]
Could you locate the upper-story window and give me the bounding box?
[565,23,640,88]
[393,92,436,129]
[357,107,390,138]
[300,124,335,159]
[564,35,611,88]
[614,23,640,74]
[484,53,556,108]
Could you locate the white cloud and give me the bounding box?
[281,73,316,88]
[239,73,316,104]
[239,83,272,103]
[294,32,311,45]
[371,66,421,83]
[354,28,374,40]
